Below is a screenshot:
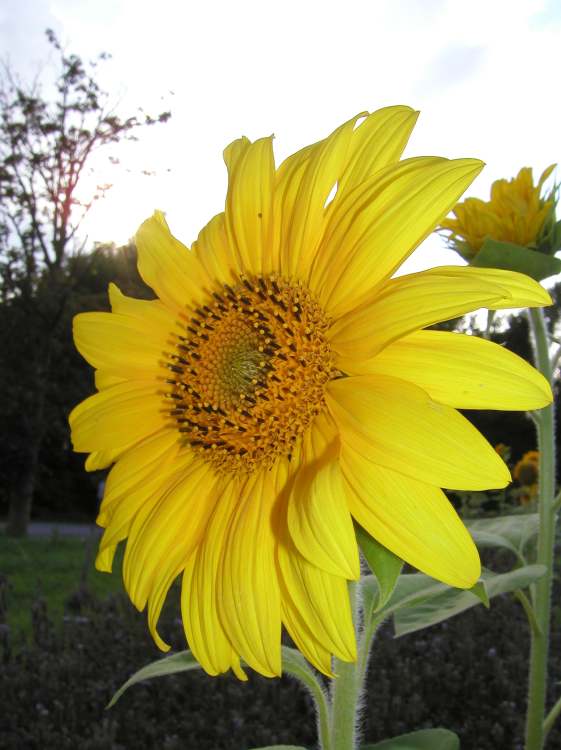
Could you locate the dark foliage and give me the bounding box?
[25,243,154,521]
[0,594,315,750]
[0,241,152,524]
[2,576,561,750]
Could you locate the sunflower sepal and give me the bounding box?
[355,522,403,612]
[471,238,561,282]
[538,214,561,257]
[470,580,490,608]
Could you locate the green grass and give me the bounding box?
[0,531,124,638]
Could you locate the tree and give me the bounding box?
[0,30,169,536]
[2,242,153,525]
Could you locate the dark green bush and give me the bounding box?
[2,581,561,750]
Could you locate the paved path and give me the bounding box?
[5,522,101,539]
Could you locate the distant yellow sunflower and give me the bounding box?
[513,450,540,486]
[70,106,552,680]
[441,164,557,260]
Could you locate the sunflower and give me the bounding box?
[513,450,540,506]
[513,450,540,487]
[70,106,552,680]
[440,164,557,261]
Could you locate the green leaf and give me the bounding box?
[361,727,460,749]
[355,522,403,611]
[466,513,539,560]
[361,572,446,622]
[393,565,546,637]
[250,746,307,750]
[362,572,490,623]
[107,650,201,708]
[471,238,561,281]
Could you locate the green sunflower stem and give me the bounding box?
[525,307,557,750]
[329,581,364,750]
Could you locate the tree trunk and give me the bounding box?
[5,437,41,537]
[5,346,49,538]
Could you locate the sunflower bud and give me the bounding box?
[440,165,561,281]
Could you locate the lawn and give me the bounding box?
[0,531,124,638]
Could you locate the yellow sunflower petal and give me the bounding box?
[277,533,356,664]
[327,374,511,490]
[192,212,241,281]
[342,448,480,588]
[336,105,419,195]
[182,558,224,676]
[107,283,169,321]
[95,536,118,572]
[146,567,180,651]
[223,136,250,173]
[288,413,359,579]
[274,107,417,281]
[311,157,483,316]
[272,446,355,667]
[181,479,247,679]
[85,447,125,472]
[420,266,552,309]
[70,383,166,452]
[123,459,217,613]
[135,211,210,313]
[346,329,552,410]
[94,370,126,391]
[280,113,365,280]
[329,265,542,362]
[273,142,315,275]
[98,430,181,523]
[217,469,282,677]
[95,437,190,572]
[73,311,170,379]
[95,543,118,573]
[96,454,185,557]
[280,599,334,677]
[224,136,275,275]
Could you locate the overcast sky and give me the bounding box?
[1,0,560,273]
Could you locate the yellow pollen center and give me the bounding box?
[163,274,334,473]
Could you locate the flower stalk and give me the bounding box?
[525,307,558,750]
[330,582,364,750]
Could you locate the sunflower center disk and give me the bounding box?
[164,275,334,473]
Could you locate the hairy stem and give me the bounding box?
[525,307,557,750]
[330,582,363,750]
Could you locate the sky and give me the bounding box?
[1,0,560,273]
